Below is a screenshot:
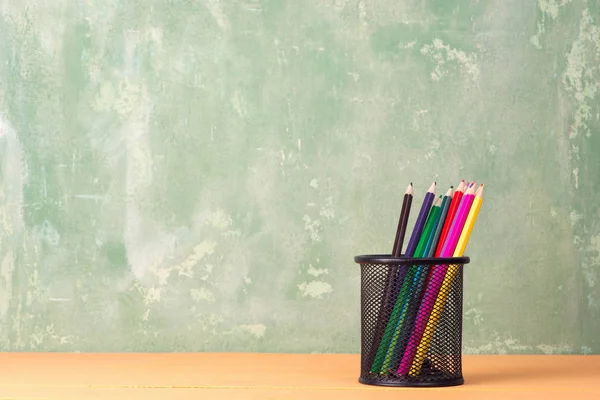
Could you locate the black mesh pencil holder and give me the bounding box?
[354,254,470,387]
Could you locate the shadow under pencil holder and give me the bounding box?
[354,254,470,387]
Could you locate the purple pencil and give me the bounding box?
[396,183,476,375]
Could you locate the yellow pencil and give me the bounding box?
[409,184,484,376]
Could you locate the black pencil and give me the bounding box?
[392,183,413,257]
[364,183,413,372]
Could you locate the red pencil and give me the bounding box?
[434,180,466,256]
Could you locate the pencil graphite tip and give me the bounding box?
[466,183,476,195]
[427,181,436,193]
[406,183,413,195]
[475,184,485,197]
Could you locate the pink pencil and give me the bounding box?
[396,183,477,375]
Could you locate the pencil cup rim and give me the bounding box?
[353,254,470,265]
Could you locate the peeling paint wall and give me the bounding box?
[0,0,599,353]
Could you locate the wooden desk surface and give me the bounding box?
[0,353,598,399]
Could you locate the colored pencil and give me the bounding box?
[407,184,484,376]
[370,181,436,373]
[387,187,453,370]
[397,183,476,375]
[380,196,443,372]
[392,183,413,257]
[365,183,413,370]
[435,180,465,257]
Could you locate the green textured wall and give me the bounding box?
[0,0,599,353]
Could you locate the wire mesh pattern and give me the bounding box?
[356,255,467,387]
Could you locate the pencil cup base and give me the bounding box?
[358,375,464,388]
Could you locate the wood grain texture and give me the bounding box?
[0,353,599,399]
